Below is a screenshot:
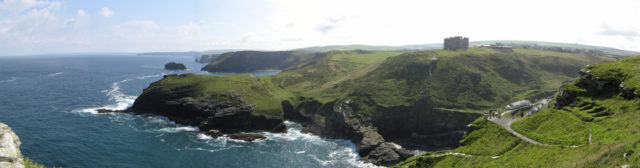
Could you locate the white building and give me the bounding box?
[505,100,531,110]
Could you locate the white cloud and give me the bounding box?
[1,0,640,55]
[100,7,114,17]
[0,0,54,13]
[176,22,201,37]
[77,9,86,16]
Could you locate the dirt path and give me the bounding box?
[488,117,551,146]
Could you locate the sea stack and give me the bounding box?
[164,62,187,70]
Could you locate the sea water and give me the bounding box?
[0,55,380,168]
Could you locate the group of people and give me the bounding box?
[484,110,501,119]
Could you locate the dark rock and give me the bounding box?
[164,62,187,70]
[128,77,286,137]
[206,129,223,138]
[285,99,416,166]
[95,109,127,113]
[362,142,414,167]
[228,132,266,142]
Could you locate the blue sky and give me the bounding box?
[0,0,639,56]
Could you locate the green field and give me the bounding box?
[394,55,640,167]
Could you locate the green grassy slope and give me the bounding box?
[151,48,614,129]
[328,48,613,116]
[201,50,317,72]
[396,55,640,168]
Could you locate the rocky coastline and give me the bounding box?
[0,123,25,168]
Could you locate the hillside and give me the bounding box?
[130,48,615,166]
[201,50,317,72]
[294,41,639,57]
[394,55,640,167]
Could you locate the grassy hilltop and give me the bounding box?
[393,55,640,167]
[147,48,619,157]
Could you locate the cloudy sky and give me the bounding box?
[0,0,639,56]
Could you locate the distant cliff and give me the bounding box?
[201,51,317,72]
[196,54,219,63]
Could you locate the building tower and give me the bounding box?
[444,36,469,50]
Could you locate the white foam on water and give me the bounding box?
[197,133,214,140]
[71,78,136,114]
[72,73,161,114]
[0,77,17,83]
[155,126,199,133]
[48,72,63,77]
[309,154,332,166]
[263,121,385,168]
[136,73,165,79]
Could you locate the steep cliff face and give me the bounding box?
[556,57,640,108]
[126,49,617,166]
[127,74,286,134]
[281,99,414,166]
[0,123,25,168]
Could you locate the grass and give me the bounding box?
[454,118,521,156]
[394,55,640,167]
[511,109,589,145]
[152,48,615,121]
[23,157,45,168]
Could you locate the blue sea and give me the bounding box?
[0,55,379,168]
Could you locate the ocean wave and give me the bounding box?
[48,72,63,77]
[136,73,165,79]
[197,133,214,140]
[154,126,198,133]
[72,79,136,114]
[71,73,166,114]
[263,121,384,168]
[0,77,17,83]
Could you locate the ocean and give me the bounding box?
[0,55,380,168]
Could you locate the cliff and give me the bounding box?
[0,123,24,168]
[196,54,219,63]
[127,74,286,135]
[394,55,640,167]
[127,48,615,166]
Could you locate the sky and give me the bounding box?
[0,0,639,56]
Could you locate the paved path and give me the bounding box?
[488,116,550,146]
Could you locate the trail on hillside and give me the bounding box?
[488,117,550,146]
[488,116,587,148]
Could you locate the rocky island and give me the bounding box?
[113,48,615,166]
[164,62,187,70]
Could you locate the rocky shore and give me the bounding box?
[0,123,25,168]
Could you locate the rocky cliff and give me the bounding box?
[126,74,286,136]
[0,123,25,168]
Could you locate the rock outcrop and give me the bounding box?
[164,62,187,70]
[228,133,267,142]
[282,99,414,166]
[98,75,287,141]
[556,68,638,108]
[0,123,25,168]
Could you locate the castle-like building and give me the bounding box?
[444,36,469,50]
